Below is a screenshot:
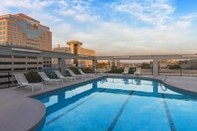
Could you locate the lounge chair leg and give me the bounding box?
[32,86,34,92]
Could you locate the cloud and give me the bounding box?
[0,0,54,10]
[0,0,197,56]
[0,4,10,15]
[176,21,191,28]
[52,19,64,23]
[58,9,75,16]
[112,0,175,26]
[62,20,197,55]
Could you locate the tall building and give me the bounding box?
[0,13,52,50]
[52,44,73,67]
[0,13,52,88]
[67,40,95,67]
[0,13,52,67]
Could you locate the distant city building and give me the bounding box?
[159,59,178,69]
[108,60,120,68]
[67,40,95,67]
[52,44,73,67]
[190,59,197,68]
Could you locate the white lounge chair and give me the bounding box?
[67,69,86,79]
[78,69,94,77]
[54,70,76,82]
[13,73,43,92]
[38,72,62,85]
[122,67,129,75]
[99,68,107,75]
[134,68,142,76]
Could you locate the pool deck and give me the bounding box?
[0,74,197,131]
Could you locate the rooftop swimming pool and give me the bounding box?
[35,77,197,131]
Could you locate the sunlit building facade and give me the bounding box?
[67,40,95,67]
[0,13,52,68]
[0,13,52,50]
[0,13,52,88]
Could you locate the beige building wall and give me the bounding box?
[67,40,95,67]
[0,13,52,51]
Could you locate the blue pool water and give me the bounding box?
[35,77,197,131]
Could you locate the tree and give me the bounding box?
[97,62,107,69]
[141,62,151,69]
[169,64,181,69]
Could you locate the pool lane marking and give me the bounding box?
[108,85,138,131]
[46,89,106,126]
[161,94,176,131]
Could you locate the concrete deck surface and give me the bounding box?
[0,74,197,131]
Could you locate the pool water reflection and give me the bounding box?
[35,77,197,131]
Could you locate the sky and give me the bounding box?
[0,0,197,56]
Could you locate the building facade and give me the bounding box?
[108,60,120,68]
[0,13,52,50]
[67,40,95,67]
[0,13,52,88]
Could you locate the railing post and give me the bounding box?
[180,68,182,76]
[8,72,10,88]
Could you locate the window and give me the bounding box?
[14,68,26,71]
[0,62,12,64]
[14,56,26,58]
[14,62,25,64]
[27,62,37,64]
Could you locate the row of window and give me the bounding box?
[0,31,5,35]
[8,32,21,37]
[8,36,17,41]
[0,67,42,72]
[0,21,6,25]
[0,26,6,30]
[8,22,17,27]
[0,62,43,64]
[0,36,5,40]
[8,27,16,31]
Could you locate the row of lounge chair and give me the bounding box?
[13,69,94,92]
[121,67,142,76]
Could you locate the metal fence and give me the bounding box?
[159,69,197,76]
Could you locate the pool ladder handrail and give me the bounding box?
[162,75,167,82]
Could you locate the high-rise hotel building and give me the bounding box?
[0,13,52,88]
[0,13,52,50]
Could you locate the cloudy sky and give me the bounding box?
[0,0,197,56]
